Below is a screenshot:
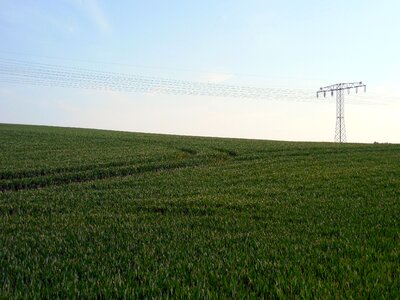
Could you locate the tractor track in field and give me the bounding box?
[0,151,240,192]
[0,159,209,192]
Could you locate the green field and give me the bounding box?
[0,123,399,298]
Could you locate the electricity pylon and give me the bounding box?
[317,82,366,143]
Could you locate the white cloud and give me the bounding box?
[73,0,111,33]
[66,25,76,33]
[201,73,233,84]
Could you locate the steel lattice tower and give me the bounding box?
[335,89,346,142]
[317,82,366,143]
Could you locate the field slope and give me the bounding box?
[1,124,399,298]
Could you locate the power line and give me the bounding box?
[0,50,328,82]
[0,58,313,100]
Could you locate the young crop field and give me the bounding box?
[0,123,399,298]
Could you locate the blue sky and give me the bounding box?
[1,0,399,142]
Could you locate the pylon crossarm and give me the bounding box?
[317,82,365,95]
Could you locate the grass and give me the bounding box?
[0,123,399,298]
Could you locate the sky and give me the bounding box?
[0,0,399,143]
